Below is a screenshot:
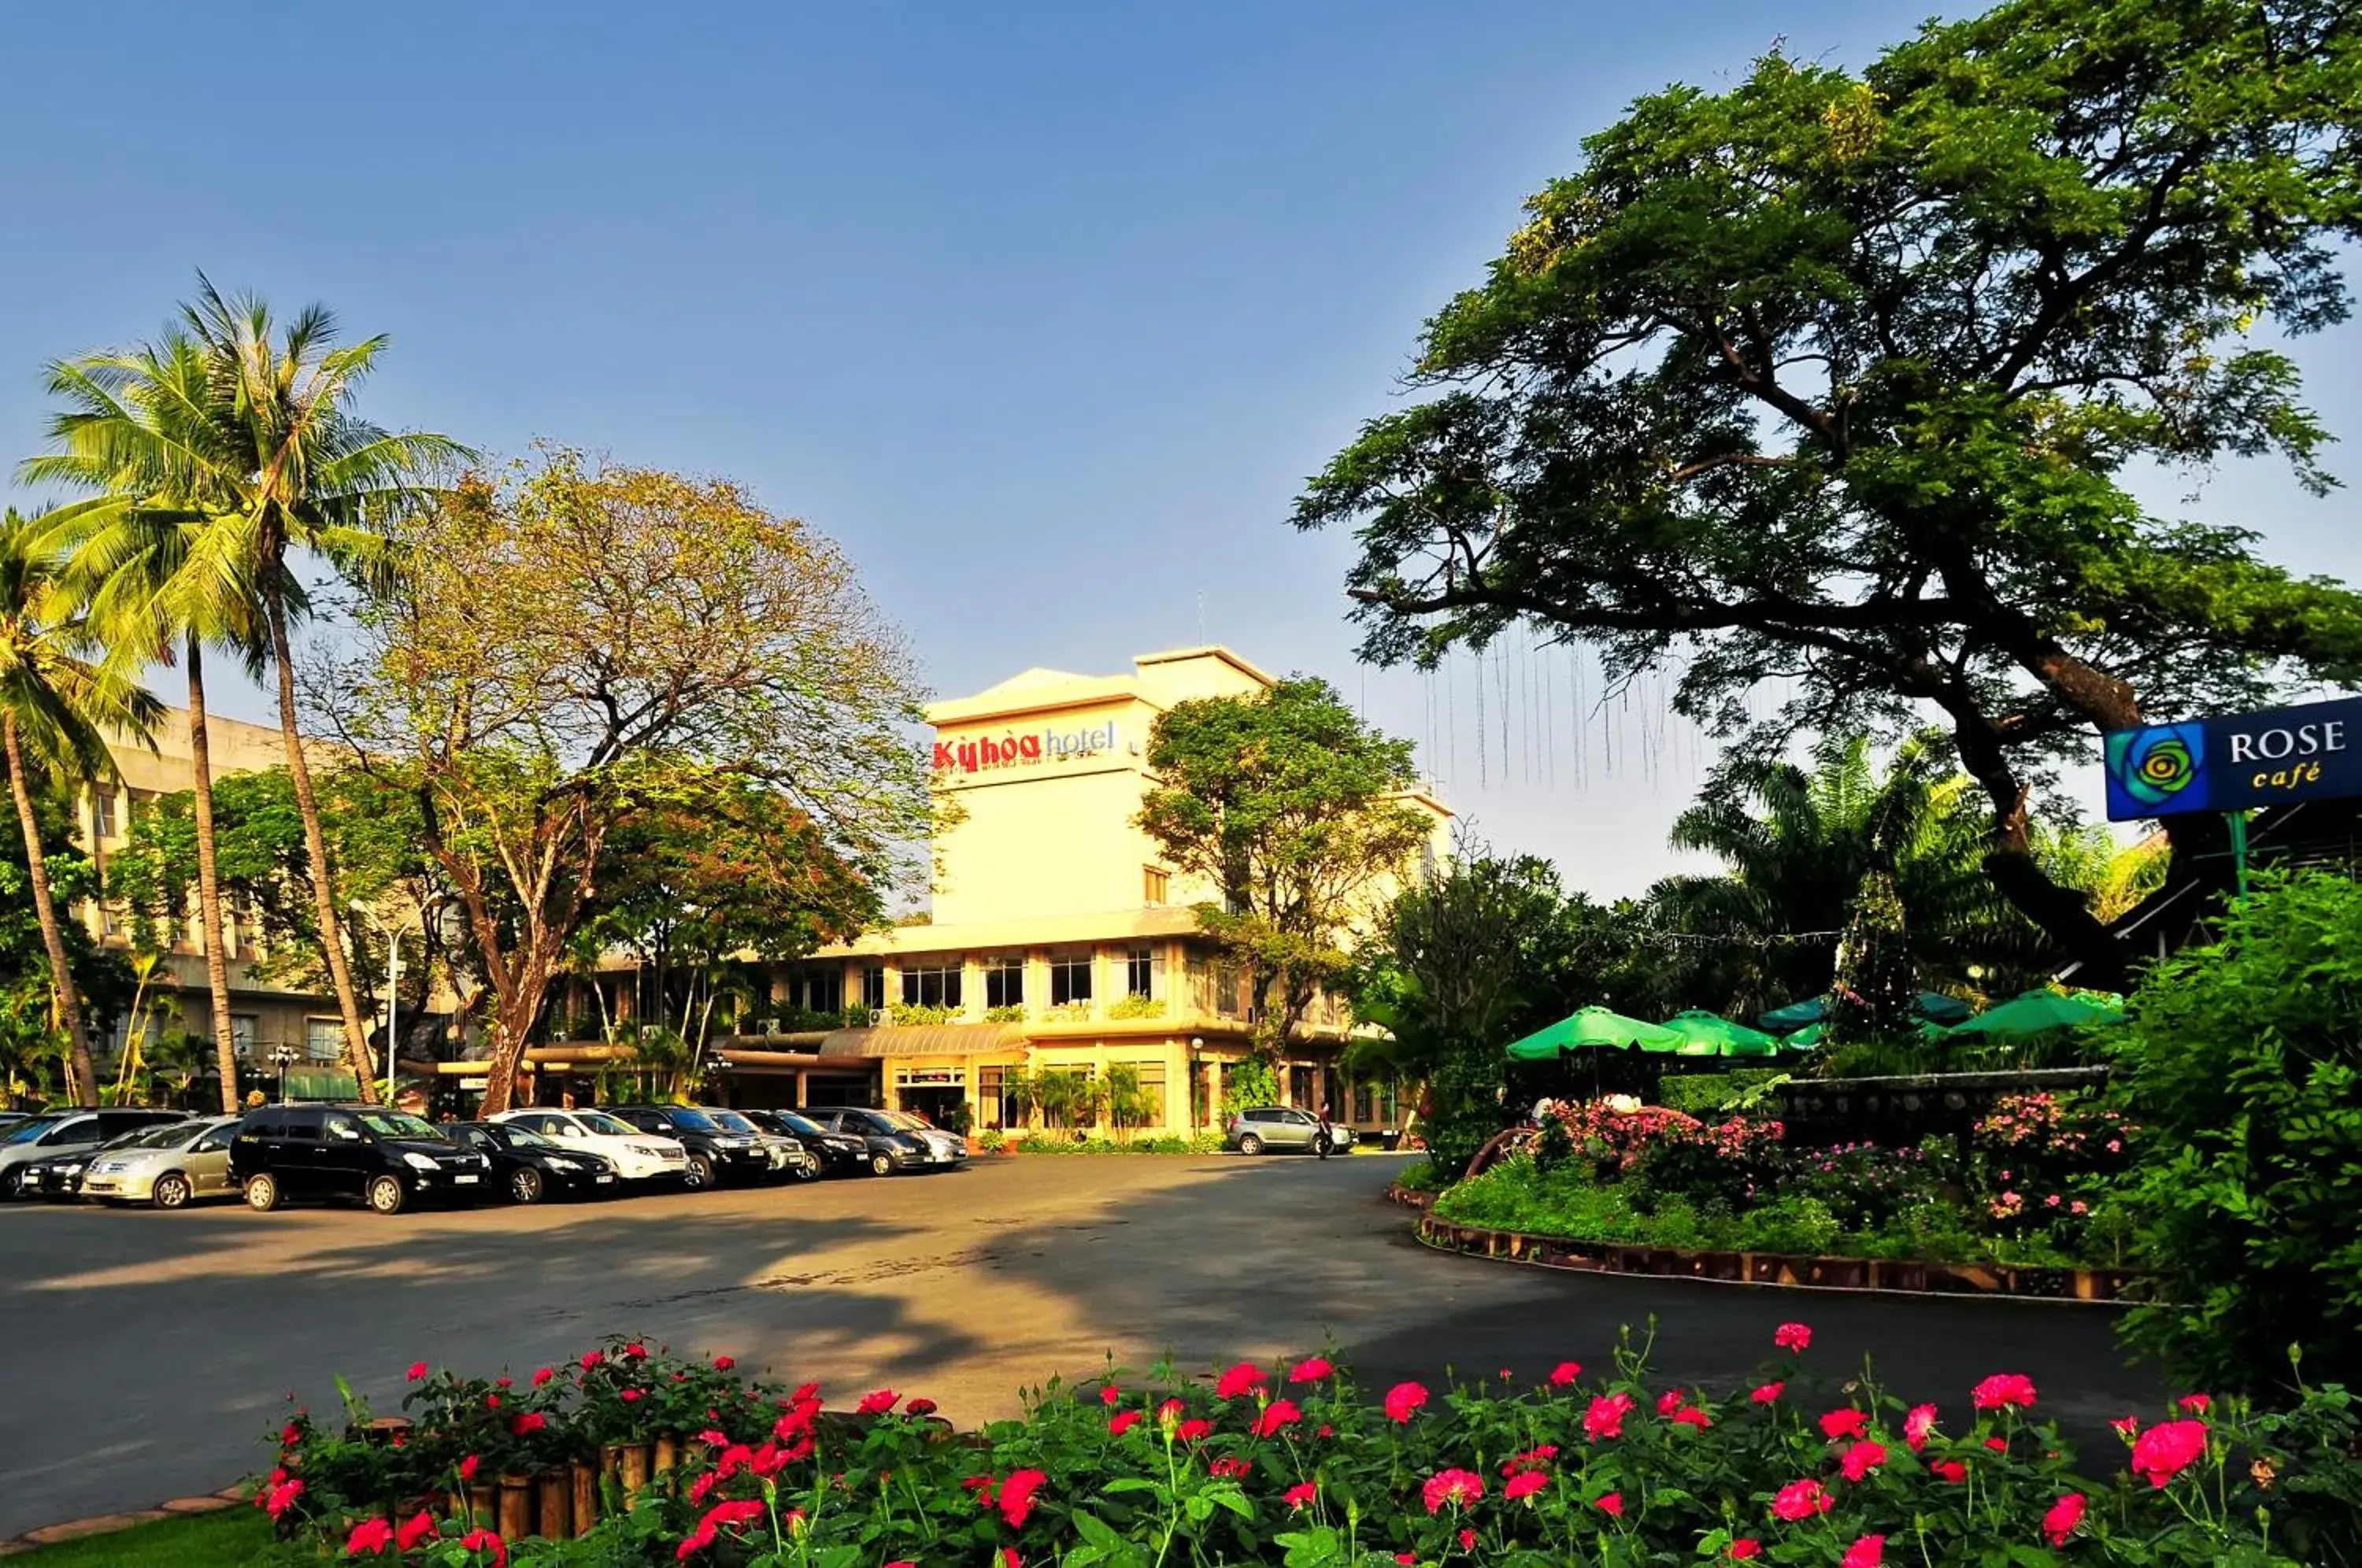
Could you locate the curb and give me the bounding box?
[0,1488,243,1555]
[1383,1181,1438,1211]
[1412,1213,2143,1306]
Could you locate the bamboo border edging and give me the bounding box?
[1412,1212,2143,1305]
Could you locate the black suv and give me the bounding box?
[229,1104,492,1215]
[603,1105,772,1189]
[740,1109,868,1177]
[802,1107,968,1175]
[0,1108,186,1200]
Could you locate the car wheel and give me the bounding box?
[1238,1133,1264,1156]
[868,1149,894,1177]
[683,1152,715,1189]
[152,1174,192,1211]
[366,1174,407,1215]
[0,1168,24,1200]
[788,1160,819,1182]
[509,1167,545,1205]
[243,1173,281,1212]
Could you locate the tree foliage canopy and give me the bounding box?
[1136,677,1431,1056]
[328,446,934,1112]
[1295,0,2362,985]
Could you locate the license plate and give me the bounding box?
[594,1174,613,1183]
[454,1174,479,1185]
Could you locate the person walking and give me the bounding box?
[1316,1100,1335,1159]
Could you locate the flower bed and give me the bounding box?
[259,1328,2359,1565]
[1430,1093,2142,1274]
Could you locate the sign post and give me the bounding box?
[2105,695,2362,893]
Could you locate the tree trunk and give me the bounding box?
[185,642,245,1114]
[262,583,379,1104]
[3,716,98,1106]
[1948,717,2131,989]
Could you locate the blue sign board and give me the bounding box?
[2105,696,2362,820]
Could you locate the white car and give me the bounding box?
[80,1116,243,1208]
[490,1108,690,1183]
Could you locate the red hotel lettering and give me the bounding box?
[933,722,1119,775]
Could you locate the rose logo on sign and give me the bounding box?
[933,721,1123,777]
[2106,723,2208,814]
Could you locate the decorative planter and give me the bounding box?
[569,1459,600,1537]
[1415,1214,2139,1304]
[535,1469,572,1540]
[619,1441,653,1498]
[465,1483,498,1530]
[497,1474,534,1542]
[653,1432,679,1478]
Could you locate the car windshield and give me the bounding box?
[874,1111,930,1131]
[705,1111,758,1135]
[356,1111,444,1141]
[778,1112,827,1137]
[573,1112,636,1137]
[0,1118,61,1145]
[666,1109,720,1133]
[114,1123,196,1151]
[502,1127,557,1149]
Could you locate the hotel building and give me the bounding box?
[545,646,1451,1135]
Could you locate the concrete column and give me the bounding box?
[1202,1058,1222,1130]
[961,955,983,1020]
[794,1069,809,1108]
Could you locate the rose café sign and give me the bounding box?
[2104,696,2362,820]
[932,719,1123,777]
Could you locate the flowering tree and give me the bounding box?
[325,448,934,1113]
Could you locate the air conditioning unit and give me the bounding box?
[869,1008,891,1027]
[638,1024,665,1042]
[750,1018,777,1037]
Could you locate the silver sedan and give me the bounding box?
[79,1117,242,1209]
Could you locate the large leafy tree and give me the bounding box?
[0,511,159,1104]
[25,279,468,1100]
[1294,0,2362,987]
[584,775,888,1049]
[1136,677,1434,1060]
[328,447,934,1114]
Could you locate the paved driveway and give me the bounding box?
[0,1153,2158,1537]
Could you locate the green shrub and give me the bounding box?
[1393,1157,1440,1192]
[2111,871,2362,1397]
[1734,1195,1841,1256]
[983,1004,1025,1023]
[1108,993,1166,1019]
[1657,1069,1783,1115]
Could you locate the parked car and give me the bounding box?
[488,1108,690,1185]
[230,1104,493,1215]
[603,1105,773,1189]
[79,1116,243,1208]
[0,1108,187,1199]
[23,1145,103,1200]
[802,1107,968,1174]
[739,1109,869,1177]
[695,1107,820,1183]
[1226,1106,1346,1156]
[447,1121,618,1204]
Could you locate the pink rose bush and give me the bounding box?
[257,1326,2348,1565]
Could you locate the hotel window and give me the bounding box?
[1124,946,1156,998]
[901,963,962,1010]
[305,1018,343,1063]
[1123,1060,1168,1125]
[977,1065,1018,1130]
[229,1015,257,1059]
[1142,867,1169,905]
[983,957,1025,1010]
[1049,954,1093,1007]
[861,966,886,1011]
[797,970,843,1015]
[91,788,117,840]
[1215,963,1241,1018]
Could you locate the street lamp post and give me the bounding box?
[270,1046,298,1104]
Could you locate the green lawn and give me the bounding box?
[21,1508,280,1567]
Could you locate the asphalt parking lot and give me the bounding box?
[0,1152,2160,1537]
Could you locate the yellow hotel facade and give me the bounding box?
[639,645,1452,1136]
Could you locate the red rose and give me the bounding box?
[857,1389,898,1415]
[1215,1363,1267,1400]
[580,1352,604,1370]
[2042,1492,2086,1547]
[1290,1355,1334,1384]
[1770,1478,1831,1522]
[510,1412,546,1437]
[1729,1540,1762,1560]
[1774,1322,1812,1352]
[998,1468,1047,1529]
[397,1511,438,1551]
[1840,1440,1887,1481]
[1421,1468,1484,1514]
[459,1455,479,1481]
[1549,1360,1582,1386]
[1903,1403,1938,1452]
[1583,1392,1635,1441]
[531,1367,556,1387]
[713,1355,735,1371]
[1176,1418,1214,1443]
[2131,1419,2209,1488]
[1819,1408,1870,1441]
[1970,1373,2037,1411]
[1284,1481,1317,1510]
[1840,1534,1884,1568]
[905,1397,938,1416]
[1504,1470,1548,1500]
[1101,1385,1122,1406]
[1250,1400,1301,1437]
[1383,1382,1428,1423]
[1594,1490,1623,1518]
[347,1518,395,1555]
[461,1528,507,1568]
[406,1362,429,1381]
[1750,1381,1784,1404]
[1672,1407,1712,1429]
[1109,1410,1143,1436]
[1931,1460,1968,1484]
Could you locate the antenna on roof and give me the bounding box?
[1197,590,1206,643]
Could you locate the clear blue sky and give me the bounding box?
[6,1,2358,896]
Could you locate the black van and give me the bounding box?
[229,1104,492,1215]
[602,1104,774,1189]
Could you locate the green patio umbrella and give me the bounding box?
[1659,1010,1785,1058]
[1783,1023,1827,1048]
[1504,1006,1688,1062]
[1946,989,2125,1039]
[1757,990,1971,1032]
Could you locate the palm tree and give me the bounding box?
[24,279,468,1103]
[0,511,161,1105]
[30,331,272,1112]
